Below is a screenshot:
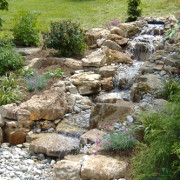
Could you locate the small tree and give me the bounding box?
[0,0,8,27]
[126,0,142,22]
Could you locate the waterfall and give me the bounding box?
[99,22,165,101]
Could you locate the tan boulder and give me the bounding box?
[99,65,118,78]
[29,133,80,157]
[82,47,107,67]
[118,22,141,38]
[56,118,87,137]
[101,77,114,92]
[102,40,122,51]
[81,155,127,180]
[27,57,65,69]
[64,58,83,73]
[70,72,101,95]
[19,89,67,120]
[85,28,110,47]
[131,74,164,102]
[108,34,128,46]
[105,48,133,64]
[90,100,134,129]
[52,160,81,180]
[4,121,31,145]
[0,103,19,120]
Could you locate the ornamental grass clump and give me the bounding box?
[25,71,49,92]
[43,20,87,57]
[101,128,137,151]
[132,92,180,180]
[0,73,23,105]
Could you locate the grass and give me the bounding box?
[0,0,179,32]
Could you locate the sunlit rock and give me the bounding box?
[19,89,68,120]
[90,100,134,129]
[70,72,101,95]
[29,133,80,157]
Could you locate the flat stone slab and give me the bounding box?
[29,133,80,157]
[15,47,41,56]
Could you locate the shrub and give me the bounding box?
[0,73,23,105]
[132,98,180,179]
[101,128,137,151]
[24,71,49,91]
[126,0,142,22]
[0,39,24,75]
[43,20,87,57]
[158,78,180,100]
[13,10,41,46]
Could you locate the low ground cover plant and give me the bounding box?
[43,20,87,57]
[23,69,64,92]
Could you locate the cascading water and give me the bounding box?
[98,22,165,102]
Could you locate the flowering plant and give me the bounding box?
[101,127,137,151]
[25,71,49,91]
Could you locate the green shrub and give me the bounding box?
[13,10,41,46]
[24,71,49,91]
[101,128,137,151]
[0,73,23,105]
[132,99,180,179]
[126,0,142,22]
[159,78,180,100]
[0,39,24,75]
[43,20,87,57]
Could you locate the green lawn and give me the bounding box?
[0,0,179,32]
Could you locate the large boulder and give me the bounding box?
[131,74,164,102]
[85,28,110,47]
[64,58,83,73]
[101,77,114,92]
[52,160,81,180]
[102,40,122,51]
[108,34,128,46]
[4,121,31,145]
[82,47,107,67]
[70,72,101,95]
[29,133,80,157]
[105,48,133,64]
[90,100,134,129]
[81,155,127,180]
[19,89,68,120]
[117,22,141,38]
[0,104,33,145]
[99,65,118,78]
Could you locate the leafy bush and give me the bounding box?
[0,39,24,75]
[101,128,137,151]
[132,98,180,179]
[43,20,87,57]
[126,0,142,22]
[13,10,41,46]
[24,71,49,92]
[0,73,23,105]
